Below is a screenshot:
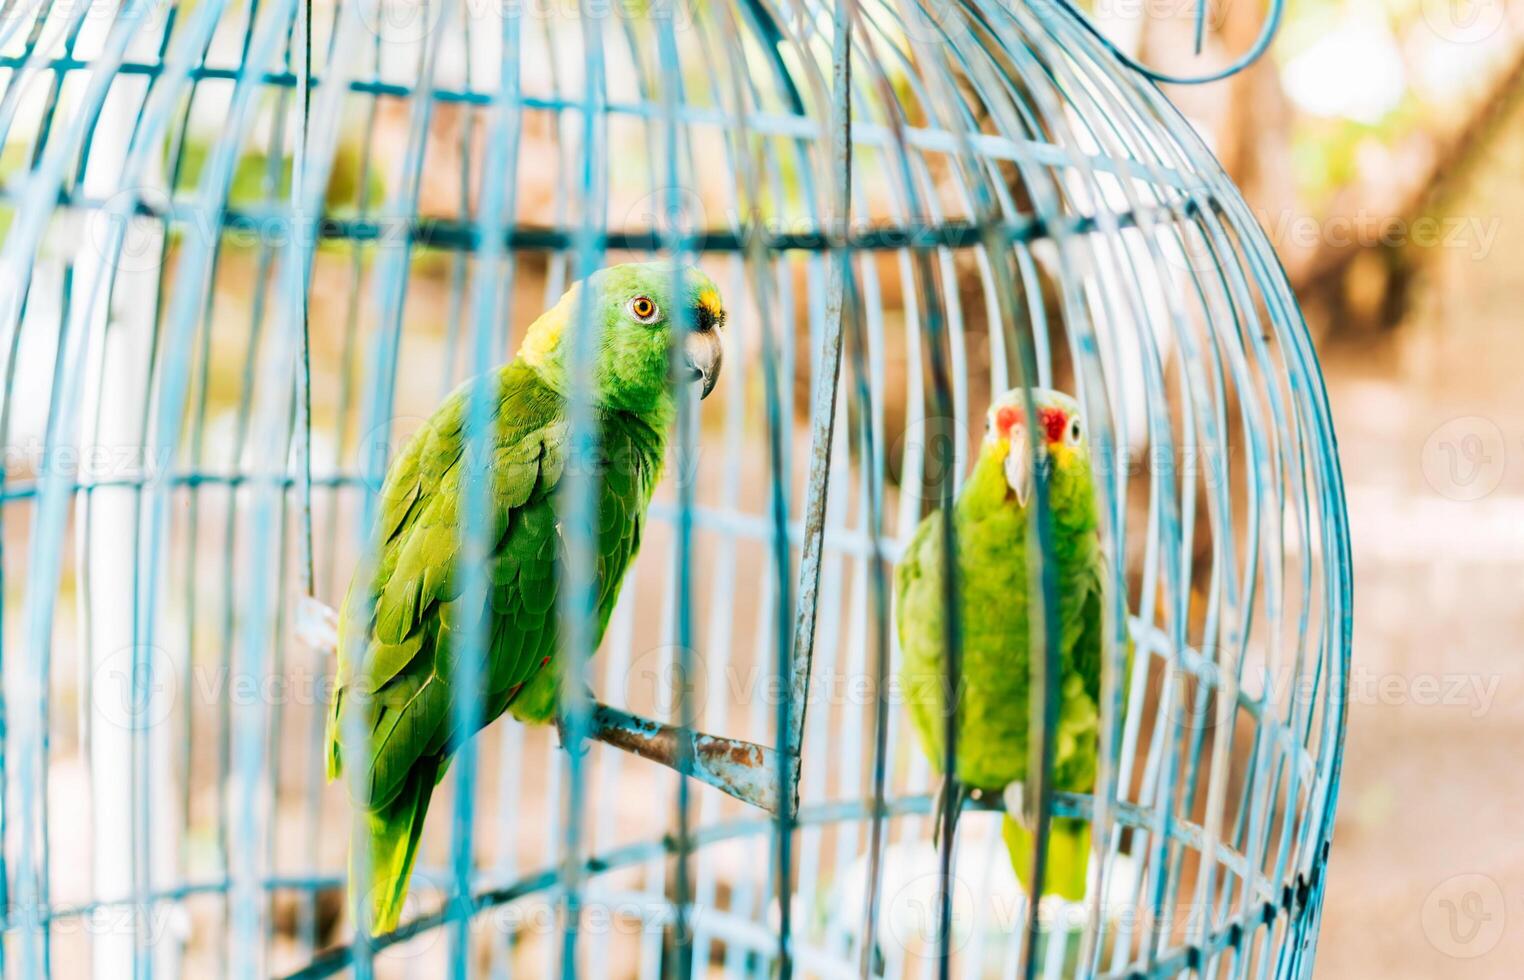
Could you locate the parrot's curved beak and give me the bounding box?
[1004,432,1045,507]
[683,326,723,399]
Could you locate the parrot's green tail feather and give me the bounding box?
[1001,815,1091,902]
[325,694,343,782]
[352,757,440,935]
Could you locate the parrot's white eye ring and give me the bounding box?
[629,296,660,323]
[1066,417,1082,445]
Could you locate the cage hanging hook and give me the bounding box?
[1044,0,1286,86]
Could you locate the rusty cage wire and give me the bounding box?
[0,0,1351,975]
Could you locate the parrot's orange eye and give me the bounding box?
[629,296,659,323]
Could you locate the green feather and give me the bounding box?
[896,389,1129,901]
[327,263,724,934]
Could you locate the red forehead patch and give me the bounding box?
[995,406,1020,437]
[1039,407,1067,443]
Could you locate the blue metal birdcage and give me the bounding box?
[0,0,1349,976]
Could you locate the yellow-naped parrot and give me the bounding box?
[328,263,725,932]
[897,388,1124,901]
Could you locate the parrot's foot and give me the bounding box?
[932,776,967,849]
[554,706,594,758]
[296,596,339,655]
[1003,781,1031,831]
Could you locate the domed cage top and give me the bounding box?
[0,0,1351,976]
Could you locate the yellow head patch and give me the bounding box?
[518,290,572,368]
[697,286,722,320]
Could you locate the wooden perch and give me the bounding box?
[586,702,782,813]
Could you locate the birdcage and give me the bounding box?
[0,0,1350,975]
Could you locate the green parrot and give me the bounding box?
[327,262,725,933]
[897,387,1124,902]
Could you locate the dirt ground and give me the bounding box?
[1308,116,1524,976]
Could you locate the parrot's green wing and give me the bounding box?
[329,366,563,794]
[895,506,949,774]
[1073,560,1104,710]
[1051,555,1103,794]
[1062,554,1133,781]
[327,362,659,932]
